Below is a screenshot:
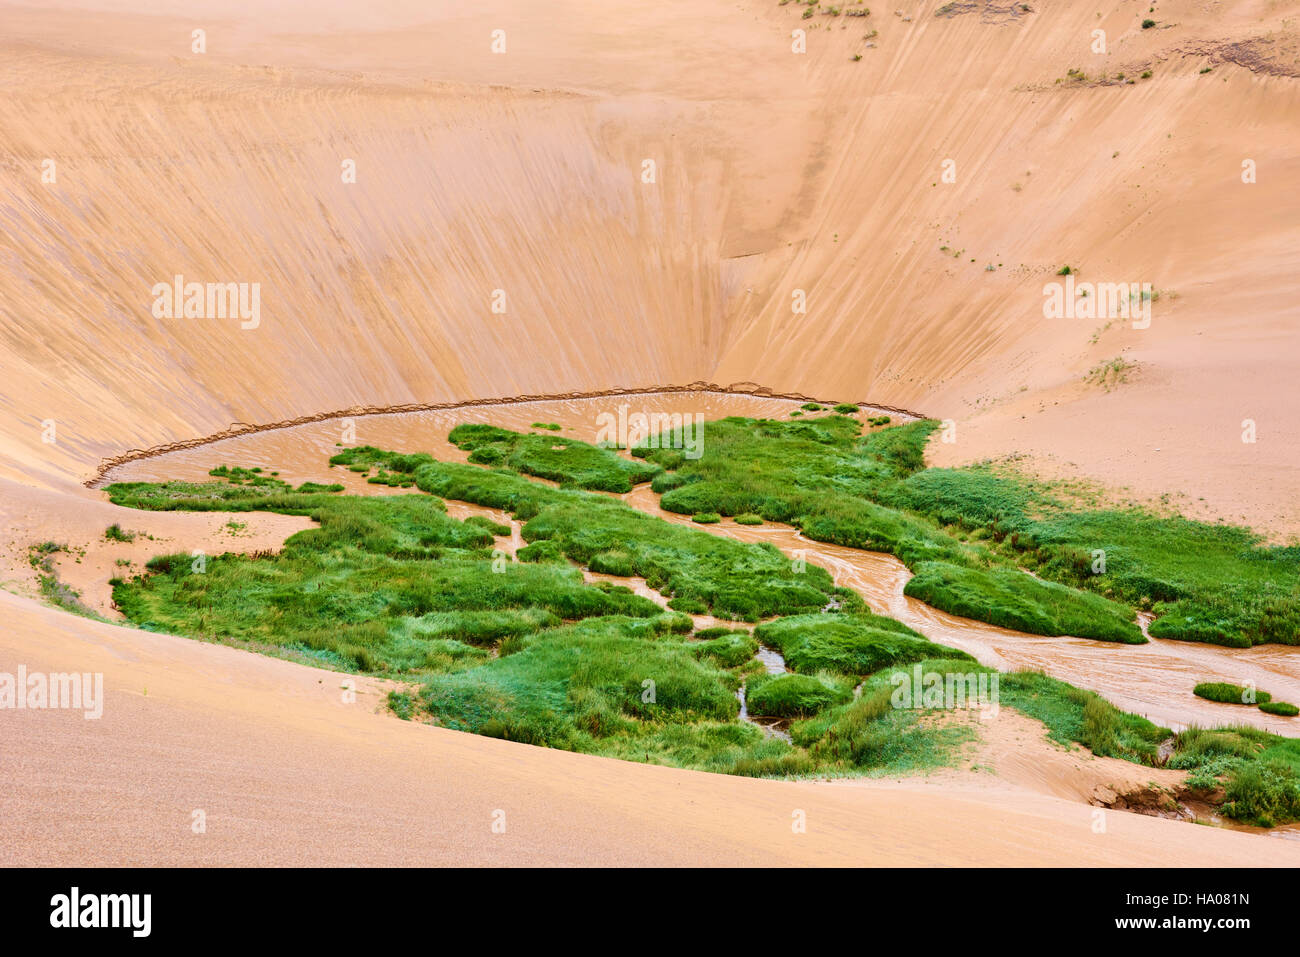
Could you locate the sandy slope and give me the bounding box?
[1,0,1296,531]
[4,589,1296,867]
[1,0,1298,865]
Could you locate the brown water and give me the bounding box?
[101,392,1300,736]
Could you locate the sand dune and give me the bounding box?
[2,0,1298,865]
[2,0,1296,530]
[4,588,1296,866]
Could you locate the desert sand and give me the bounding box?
[5,588,1299,867]
[1,0,1298,865]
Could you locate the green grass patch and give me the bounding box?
[997,670,1168,764]
[693,628,759,668]
[903,562,1142,643]
[100,427,1300,813]
[746,672,852,717]
[1193,682,1271,705]
[790,677,977,773]
[1259,701,1299,717]
[463,514,511,537]
[631,414,1298,648]
[754,613,974,676]
[388,690,415,720]
[444,424,659,492]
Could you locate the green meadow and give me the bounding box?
[632,414,1300,649]
[99,420,1300,823]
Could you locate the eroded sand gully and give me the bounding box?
[94,392,1300,737]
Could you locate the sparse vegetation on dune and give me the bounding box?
[27,542,103,621]
[104,523,135,543]
[1084,356,1136,391]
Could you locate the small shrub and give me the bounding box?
[296,481,345,493]
[388,691,415,720]
[1221,762,1300,827]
